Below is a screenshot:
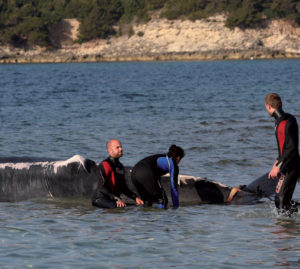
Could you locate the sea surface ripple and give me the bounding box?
[0,60,299,268]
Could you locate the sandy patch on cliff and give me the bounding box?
[49,18,80,47]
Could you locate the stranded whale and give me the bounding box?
[0,155,279,205]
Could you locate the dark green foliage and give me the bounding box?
[226,0,265,28]
[147,0,165,10]
[66,0,97,19]
[78,0,123,42]
[160,0,300,28]
[161,0,208,20]
[1,0,300,47]
[121,0,150,23]
[0,1,57,46]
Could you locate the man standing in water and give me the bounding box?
[265,93,300,215]
[92,139,144,208]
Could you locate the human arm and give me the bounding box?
[119,174,140,202]
[122,186,144,205]
[169,159,179,208]
[115,165,143,205]
[157,156,178,208]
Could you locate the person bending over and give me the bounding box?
[131,144,185,209]
[265,93,300,215]
[92,139,144,209]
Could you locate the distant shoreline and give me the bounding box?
[1,49,300,64]
[1,15,300,64]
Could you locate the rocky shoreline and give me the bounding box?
[1,49,299,64]
[1,15,300,64]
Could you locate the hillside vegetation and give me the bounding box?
[1,0,300,48]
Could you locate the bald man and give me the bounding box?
[92,139,144,208]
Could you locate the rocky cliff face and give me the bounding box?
[1,14,300,63]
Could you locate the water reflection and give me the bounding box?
[271,218,300,268]
[274,218,300,238]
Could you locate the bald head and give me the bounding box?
[106,139,123,159]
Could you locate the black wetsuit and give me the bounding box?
[273,108,300,214]
[131,154,179,208]
[92,157,137,208]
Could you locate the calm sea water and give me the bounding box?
[0,60,300,268]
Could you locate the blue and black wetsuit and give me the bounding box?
[131,154,179,208]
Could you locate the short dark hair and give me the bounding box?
[265,93,282,109]
[167,144,185,159]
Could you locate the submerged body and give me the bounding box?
[0,155,281,206]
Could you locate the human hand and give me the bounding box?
[116,199,126,207]
[268,165,280,179]
[135,197,144,205]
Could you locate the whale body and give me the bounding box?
[0,155,279,205]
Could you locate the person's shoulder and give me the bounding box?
[140,154,164,162]
[100,157,109,164]
[100,158,112,168]
[117,160,125,168]
[285,113,298,123]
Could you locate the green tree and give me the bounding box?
[0,0,8,12]
[66,0,97,19]
[79,0,123,41]
[15,16,50,46]
[146,0,165,10]
[2,0,300,47]
[226,0,265,28]
[161,0,209,20]
[121,0,146,22]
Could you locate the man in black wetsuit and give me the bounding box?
[92,139,144,208]
[265,93,300,215]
